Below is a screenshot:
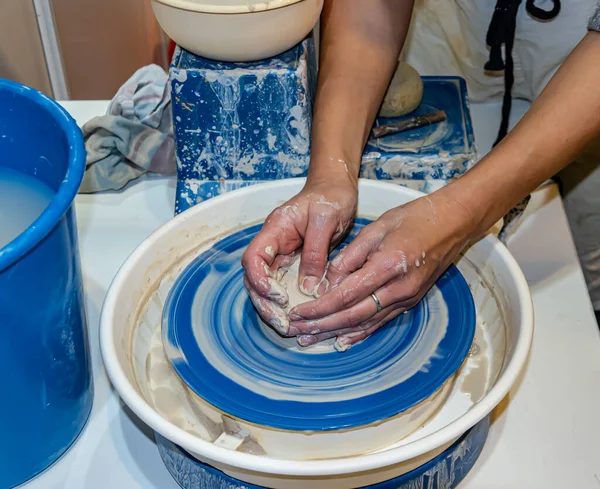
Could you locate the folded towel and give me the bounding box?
[80,64,176,193]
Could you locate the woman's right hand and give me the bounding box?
[241,177,358,336]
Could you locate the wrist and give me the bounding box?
[434,182,485,242]
[306,150,361,190]
[445,145,533,238]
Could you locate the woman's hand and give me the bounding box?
[241,177,358,335]
[287,192,478,351]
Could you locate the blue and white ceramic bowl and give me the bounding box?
[100,179,533,488]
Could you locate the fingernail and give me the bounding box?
[334,339,351,352]
[298,335,318,347]
[315,279,329,297]
[300,276,319,295]
[287,326,300,336]
[289,310,304,321]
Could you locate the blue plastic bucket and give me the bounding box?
[0,80,93,487]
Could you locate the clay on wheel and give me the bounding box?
[277,257,319,312]
[379,62,423,118]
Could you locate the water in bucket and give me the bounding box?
[0,166,55,249]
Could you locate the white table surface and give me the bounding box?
[22,99,600,489]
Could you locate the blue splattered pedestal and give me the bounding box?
[170,40,476,214]
[156,414,490,489]
[171,37,317,214]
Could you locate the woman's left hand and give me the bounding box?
[288,192,478,351]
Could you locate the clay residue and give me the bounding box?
[277,257,317,311]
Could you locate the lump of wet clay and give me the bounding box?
[379,62,423,118]
[277,257,319,312]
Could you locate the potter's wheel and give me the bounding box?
[103,179,533,485]
[161,218,476,432]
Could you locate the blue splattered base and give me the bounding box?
[156,414,490,489]
[171,37,317,215]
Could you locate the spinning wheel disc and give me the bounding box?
[162,219,475,431]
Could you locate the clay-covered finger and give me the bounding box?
[295,320,386,347]
[334,324,381,352]
[326,225,382,287]
[290,294,379,334]
[244,276,290,335]
[298,212,338,296]
[296,329,351,347]
[241,218,301,304]
[289,260,394,321]
[241,235,280,298]
[297,303,406,349]
[334,325,380,352]
[270,250,300,273]
[335,306,405,351]
[360,274,424,311]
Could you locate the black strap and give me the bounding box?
[526,0,561,21]
[486,0,561,240]
[485,0,523,146]
[485,0,562,146]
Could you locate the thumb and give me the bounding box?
[298,213,338,297]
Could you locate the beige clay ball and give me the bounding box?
[379,62,424,118]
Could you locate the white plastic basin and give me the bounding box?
[100,179,533,488]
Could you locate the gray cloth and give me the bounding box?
[498,196,531,242]
[81,64,175,193]
[589,3,600,30]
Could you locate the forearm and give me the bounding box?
[308,0,414,187]
[446,31,600,236]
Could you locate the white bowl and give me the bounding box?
[100,179,533,488]
[151,0,323,62]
